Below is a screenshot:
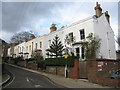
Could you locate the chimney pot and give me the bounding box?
[94,2,102,18]
[30,34,35,40]
[96,2,98,5]
[50,24,57,33]
[105,11,110,23]
[19,37,22,44]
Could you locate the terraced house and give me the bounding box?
[7,2,116,60]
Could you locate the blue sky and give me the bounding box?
[1,0,119,49]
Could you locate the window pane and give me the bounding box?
[40,42,42,48]
[36,43,37,49]
[29,45,31,51]
[80,29,85,40]
[69,32,73,42]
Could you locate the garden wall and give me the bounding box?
[46,66,75,78]
[26,63,38,70]
[89,77,120,87]
[86,59,120,87]
[17,61,26,67]
[9,60,15,64]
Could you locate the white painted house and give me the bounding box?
[7,2,116,59]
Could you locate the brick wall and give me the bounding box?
[86,59,120,87]
[46,66,74,78]
[67,67,74,78]
[57,66,65,76]
[46,66,57,75]
[17,61,26,67]
[89,77,120,87]
[9,60,15,64]
[87,60,97,79]
[26,63,38,70]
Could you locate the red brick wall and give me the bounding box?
[89,77,120,87]
[87,60,97,79]
[86,59,120,87]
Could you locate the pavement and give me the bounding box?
[1,73,10,88]
[4,63,111,88]
[2,74,10,85]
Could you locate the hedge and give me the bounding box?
[2,57,9,61]
[11,57,24,64]
[25,58,35,63]
[45,56,79,66]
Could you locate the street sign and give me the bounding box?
[64,54,69,59]
[98,62,103,71]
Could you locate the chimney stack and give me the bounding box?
[30,34,35,40]
[94,2,102,18]
[50,24,57,33]
[19,37,22,44]
[105,11,110,23]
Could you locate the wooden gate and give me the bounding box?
[79,61,88,79]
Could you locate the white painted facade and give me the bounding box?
[93,14,116,59]
[7,13,116,59]
[7,48,11,57]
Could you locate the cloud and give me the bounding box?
[0,31,14,42]
[49,2,93,28]
[1,1,118,44]
[111,23,118,36]
[2,2,58,33]
[1,2,66,42]
[111,22,118,50]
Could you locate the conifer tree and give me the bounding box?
[46,35,64,58]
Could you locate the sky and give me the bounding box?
[0,0,119,49]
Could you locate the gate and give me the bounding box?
[79,61,88,79]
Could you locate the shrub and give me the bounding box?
[12,57,24,64]
[25,58,35,63]
[2,56,10,62]
[38,60,46,70]
[80,33,101,59]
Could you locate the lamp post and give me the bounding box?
[64,45,69,78]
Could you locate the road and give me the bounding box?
[3,64,65,88]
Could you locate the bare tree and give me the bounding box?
[10,31,32,44]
